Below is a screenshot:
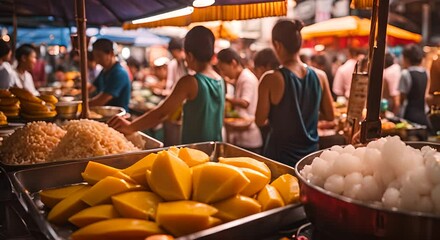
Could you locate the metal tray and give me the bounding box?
[11,142,306,240]
[0,131,163,172]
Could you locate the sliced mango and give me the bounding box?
[111,171,138,185]
[240,168,270,197]
[192,162,250,203]
[122,153,157,187]
[81,176,143,206]
[68,204,120,227]
[156,201,218,237]
[112,191,163,220]
[167,146,180,156]
[270,174,300,204]
[218,157,271,180]
[81,161,120,185]
[178,147,209,167]
[40,185,86,208]
[47,186,91,225]
[212,195,261,222]
[71,218,164,240]
[147,151,192,201]
[257,185,285,211]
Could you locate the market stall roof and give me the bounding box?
[96,27,169,47]
[0,0,194,26]
[2,26,71,46]
[301,16,422,45]
[123,0,287,29]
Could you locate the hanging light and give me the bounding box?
[132,7,194,24]
[193,0,215,8]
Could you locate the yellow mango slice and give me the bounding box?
[47,186,91,225]
[178,147,209,167]
[218,157,271,179]
[40,185,86,208]
[112,191,163,220]
[111,171,138,185]
[192,162,250,203]
[270,174,300,204]
[257,185,285,211]
[68,204,120,227]
[240,168,270,197]
[122,153,157,187]
[81,161,120,185]
[156,201,218,237]
[81,176,143,206]
[71,218,164,240]
[212,195,261,222]
[167,146,180,156]
[147,151,192,201]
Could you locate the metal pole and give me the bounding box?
[12,9,17,62]
[360,0,389,143]
[75,0,89,118]
[422,3,430,44]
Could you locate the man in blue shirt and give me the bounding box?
[89,38,130,111]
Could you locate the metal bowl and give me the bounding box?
[56,101,81,119]
[89,106,126,122]
[295,142,440,240]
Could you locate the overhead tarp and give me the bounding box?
[2,26,70,46]
[123,0,287,29]
[301,16,422,47]
[96,27,169,47]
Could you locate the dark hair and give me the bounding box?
[402,44,424,66]
[384,53,395,68]
[217,48,243,66]
[0,39,11,58]
[87,51,94,61]
[254,48,279,69]
[15,44,36,61]
[272,19,304,54]
[93,38,114,54]
[184,26,215,62]
[168,37,183,51]
[55,65,66,72]
[126,57,140,70]
[311,54,328,67]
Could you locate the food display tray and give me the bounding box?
[11,142,306,240]
[0,131,163,172]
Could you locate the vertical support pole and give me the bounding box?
[422,3,430,44]
[75,0,89,118]
[12,10,17,62]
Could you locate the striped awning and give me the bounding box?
[123,0,287,30]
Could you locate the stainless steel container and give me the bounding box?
[89,106,126,122]
[295,142,440,240]
[11,142,306,240]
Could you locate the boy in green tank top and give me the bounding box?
[108,26,225,144]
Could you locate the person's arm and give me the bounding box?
[89,92,113,106]
[332,67,344,97]
[227,96,249,109]
[314,68,335,121]
[108,75,197,135]
[255,71,283,127]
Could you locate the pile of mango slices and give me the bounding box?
[39,147,300,240]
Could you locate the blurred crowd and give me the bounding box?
[1,19,439,166]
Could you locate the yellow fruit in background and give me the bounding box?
[21,110,57,119]
[47,186,91,225]
[81,176,143,206]
[212,195,261,222]
[192,162,250,203]
[71,218,164,240]
[9,87,42,103]
[0,89,14,98]
[156,201,218,237]
[0,97,18,106]
[122,153,157,188]
[218,157,271,179]
[257,185,285,211]
[40,184,87,208]
[147,151,192,201]
[178,147,209,167]
[39,94,58,104]
[239,167,270,197]
[81,161,120,185]
[270,174,300,205]
[111,191,163,220]
[68,204,120,227]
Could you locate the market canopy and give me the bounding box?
[96,27,169,47]
[123,0,287,29]
[301,16,422,47]
[2,26,71,46]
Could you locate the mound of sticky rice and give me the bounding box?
[301,136,440,214]
[0,122,66,164]
[49,119,139,161]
